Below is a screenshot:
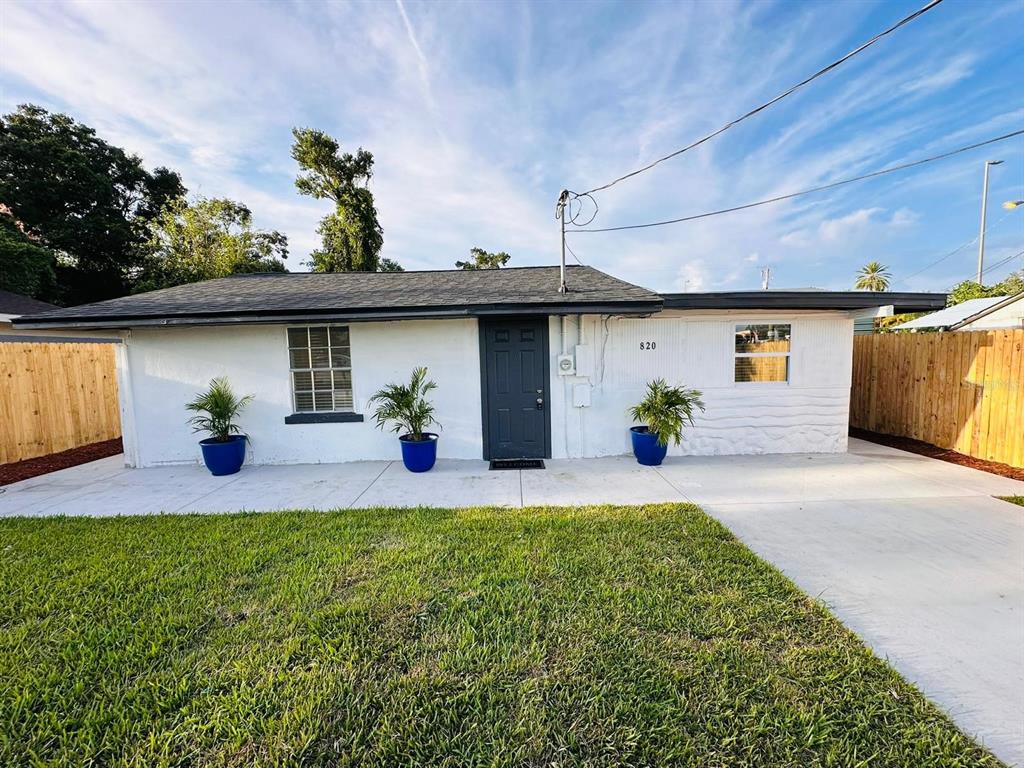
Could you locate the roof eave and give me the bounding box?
[660,291,946,314]
[12,299,664,330]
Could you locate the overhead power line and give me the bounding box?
[899,209,1015,284]
[578,0,946,196]
[568,129,1024,234]
[564,240,584,265]
[980,248,1024,278]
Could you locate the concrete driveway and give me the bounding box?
[1,438,1022,763]
[662,441,1024,767]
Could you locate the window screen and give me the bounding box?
[288,326,354,412]
[734,323,791,383]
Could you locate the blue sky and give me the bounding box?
[1,0,1022,292]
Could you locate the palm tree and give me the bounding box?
[855,261,891,291]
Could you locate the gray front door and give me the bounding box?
[480,317,550,459]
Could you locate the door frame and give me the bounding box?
[477,315,552,460]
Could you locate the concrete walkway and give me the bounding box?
[1,439,1022,763]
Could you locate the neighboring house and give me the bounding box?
[0,289,58,331]
[14,266,943,467]
[950,291,1024,331]
[0,288,118,342]
[853,317,876,335]
[894,295,1019,332]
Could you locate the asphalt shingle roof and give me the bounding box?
[16,266,662,328]
[0,289,58,317]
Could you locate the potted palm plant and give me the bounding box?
[628,379,705,466]
[368,366,440,472]
[185,377,253,476]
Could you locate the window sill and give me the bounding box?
[284,412,364,424]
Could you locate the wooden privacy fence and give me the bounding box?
[0,342,121,464]
[850,330,1024,468]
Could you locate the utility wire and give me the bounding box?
[564,240,585,266]
[980,247,1024,277]
[899,209,1015,283]
[579,0,946,196]
[569,129,1024,233]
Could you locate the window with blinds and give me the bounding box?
[734,323,791,383]
[287,326,354,412]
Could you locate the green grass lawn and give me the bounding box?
[998,496,1024,508]
[0,504,1000,767]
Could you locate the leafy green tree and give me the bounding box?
[854,261,891,291]
[378,258,405,272]
[456,247,511,270]
[0,213,56,299]
[138,197,287,292]
[291,128,391,272]
[0,104,185,304]
[947,270,1024,306]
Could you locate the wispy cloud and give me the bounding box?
[901,53,975,95]
[395,0,430,87]
[1,0,1021,291]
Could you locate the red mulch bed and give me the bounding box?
[0,438,123,486]
[850,428,1024,482]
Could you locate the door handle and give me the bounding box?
[536,396,544,410]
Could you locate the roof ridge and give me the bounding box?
[224,264,594,278]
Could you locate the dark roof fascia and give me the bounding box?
[660,291,946,313]
[0,334,121,344]
[12,299,664,330]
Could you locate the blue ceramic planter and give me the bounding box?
[400,433,438,472]
[630,426,668,466]
[199,435,247,476]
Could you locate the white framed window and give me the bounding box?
[287,326,354,412]
[734,323,791,383]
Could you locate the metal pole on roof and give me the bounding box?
[557,190,568,293]
[977,160,1003,285]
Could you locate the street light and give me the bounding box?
[1003,200,1024,210]
[977,159,1004,284]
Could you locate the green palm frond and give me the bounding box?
[368,366,439,441]
[185,377,253,442]
[629,379,706,447]
[855,261,892,291]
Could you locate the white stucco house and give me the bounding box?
[14,266,943,468]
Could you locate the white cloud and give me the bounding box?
[781,205,920,251]
[674,260,709,292]
[818,207,884,242]
[889,207,919,227]
[901,54,976,95]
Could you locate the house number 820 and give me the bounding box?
[639,341,656,350]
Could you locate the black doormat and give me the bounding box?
[489,459,545,470]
